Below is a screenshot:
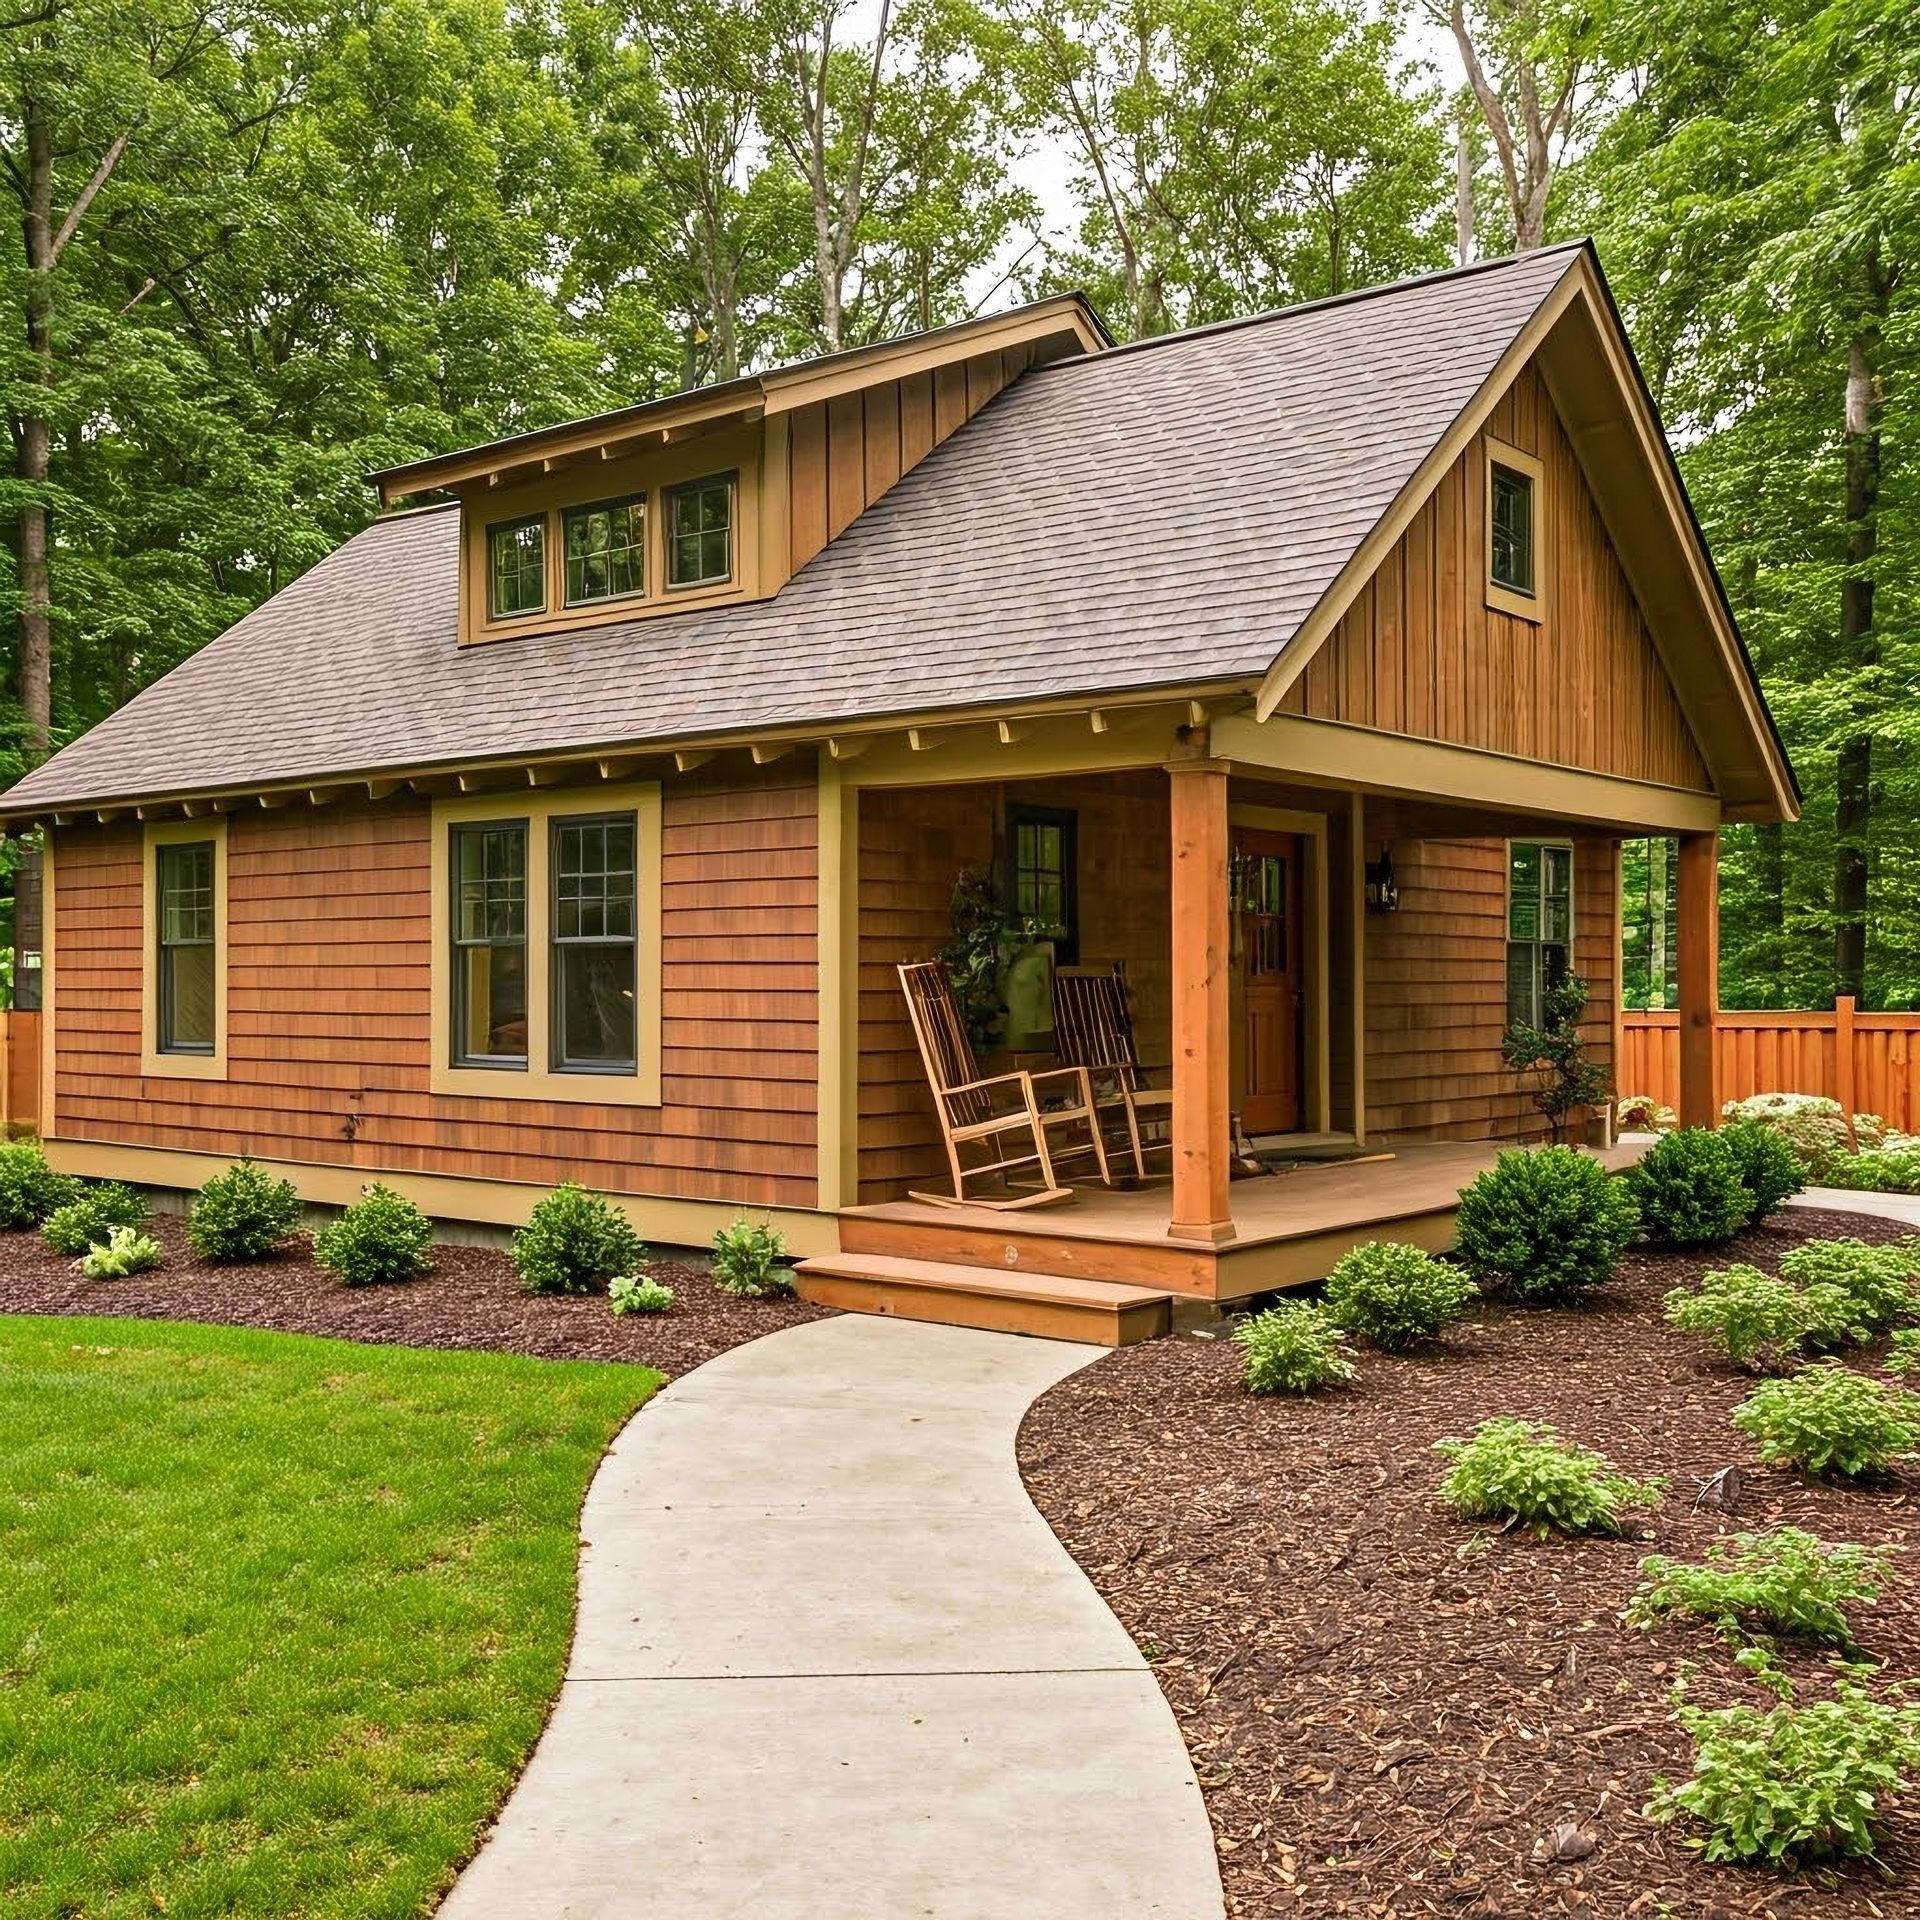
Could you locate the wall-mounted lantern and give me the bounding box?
[1365,848,1399,914]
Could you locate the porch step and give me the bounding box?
[792,1252,1173,1346]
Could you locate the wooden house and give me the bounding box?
[0,243,1796,1342]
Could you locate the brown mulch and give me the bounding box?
[1018,1207,1920,1919]
[0,1212,828,1376]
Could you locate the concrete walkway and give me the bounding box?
[1794,1187,1920,1228]
[439,1315,1225,1919]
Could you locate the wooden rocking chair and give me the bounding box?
[898,960,1112,1209]
[1052,962,1174,1181]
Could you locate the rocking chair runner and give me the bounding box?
[898,961,1112,1209]
[1051,963,1174,1180]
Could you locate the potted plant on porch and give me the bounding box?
[938,869,1053,1060]
[1503,972,1613,1145]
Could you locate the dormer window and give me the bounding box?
[666,475,734,588]
[565,495,646,605]
[489,516,546,619]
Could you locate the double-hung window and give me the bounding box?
[452,823,530,1066]
[551,815,637,1072]
[1008,805,1078,962]
[1506,842,1573,1029]
[156,841,216,1054]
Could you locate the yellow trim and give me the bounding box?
[40,1136,838,1256]
[1229,801,1333,1134]
[840,704,1190,790]
[427,783,664,1105]
[39,835,54,1136]
[1213,713,1723,833]
[459,428,761,647]
[140,815,228,1081]
[1347,791,1367,1146]
[816,766,846,1210]
[1483,435,1547,624]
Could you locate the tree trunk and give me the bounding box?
[1454,117,1474,264]
[1832,330,1880,1005]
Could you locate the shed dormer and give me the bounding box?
[369,295,1110,648]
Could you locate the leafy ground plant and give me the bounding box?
[0,1317,658,1915]
[77,1226,164,1279]
[0,1140,77,1229]
[1891,1328,1920,1377]
[1628,1528,1894,1647]
[1732,1363,1920,1479]
[1321,1240,1476,1350]
[512,1183,644,1296]
[710,1215,790,1297]
[187,1159,303,1261]
[41,1181,148,1256]
[1779,1237,1920,1336]
[1648,1651,1920,1865]
[1234,1301,1355,1394]
[314,1183,436,1287]
[1630,1128,1752,1248]
[1662,1264,1813,1373]
[609,1272,675,1315]
[1719,1094,1884,1181]
[1434,1417,1663,1537]
[1452,1146,1641,1303]
[1823,1144,1920,1195]
[1718,1117,1806,1223]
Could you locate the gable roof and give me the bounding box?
[0,244,1795,823]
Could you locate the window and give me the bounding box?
[452,822,529,1066]
[1490,464,1534,595]
[488,516,547,619]
[1008,805,1078,963]
[431,785,662,1104]
[564,496,645,606]
[665,475,734,588]
[156,840,216,1054]
[1506,841,1573,1029]
[551,814,637,1071]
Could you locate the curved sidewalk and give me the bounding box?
[439,1314,1225,1919]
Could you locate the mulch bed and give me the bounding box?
[1018,1207,1920,1918]
[0,1213,828,1376]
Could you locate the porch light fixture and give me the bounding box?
[1365,849,1399,914]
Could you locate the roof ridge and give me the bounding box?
[1041,241,1592,372]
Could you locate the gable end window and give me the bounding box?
[565,496,645,606]
[488,516,547,619]
[1008,805,1078,963]
[1506,841,1572,1029]
[665,474,734,588]
[1483,437,1545,622]
[156,840,216,1054]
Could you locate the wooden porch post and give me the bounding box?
[1676,829,1720,1129]
[1168,758,1234,1242]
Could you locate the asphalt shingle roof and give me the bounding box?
[5,245,1585,812]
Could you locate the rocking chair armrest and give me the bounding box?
[944,1068,1038,1101]
[1026,1065,1095,1102]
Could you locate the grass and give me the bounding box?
[0,1313,660,1918]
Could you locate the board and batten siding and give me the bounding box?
[1363,826,1619,1142]
[1278,365,1711,794]
[49,765,818,1208]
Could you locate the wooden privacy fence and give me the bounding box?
[0,1010,37,1134]
[1621,997,1920,1135]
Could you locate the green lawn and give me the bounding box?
[0,1314,659,1918]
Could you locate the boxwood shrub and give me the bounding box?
[41,1181,149,1256]
[1630,1128,1752,1247]
[0,1140,79,1229]
[187,1159,303,1262]
[1719,1117,1806,1224]
[513,1183,644,1296]
[1452,1146,1640,1302]
[314,1183,435,1287]
[1322,1240,1476,1350]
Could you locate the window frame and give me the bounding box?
[141,816,228,1080]
[1483,436,1546,624]
[486,513,549,622]
[562,494,647,609]
[1005,803,1079,964]
[663,471,737,592]
[1504,838,1575,1032]
[549,810,640,1075]
[450,818,532,1070]
[429,784,662,1105]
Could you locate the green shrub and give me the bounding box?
[710,1215,790,1297]
[1890,1328,1920,1377]
[1825,1144,1920,1194]
[1630,1128,1752,1247]
[512,1183,644,1296]
[1627,1529,1894,1647]
[1433,1417,1663,1537]
[77,1226,164,1279]
[1719,1117,1806,1223]
[1720,1093,1885,1181]
[1234,1301,1355,1395]
[314,1184,435,1287]
[1779,1237,1920,1336]
[186,1159,302,1261]
[41,1182,148,1256]
[610,1272,675,1316]
[1322,1240,1476,1350]
[1649,1653,1920,1864]
[1732,1363,1920,1479]
[0,1140,78,1229]
[1452,1146,1640,1302]
[1663,1264,1813,1373]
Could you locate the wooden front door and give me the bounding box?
[1234,828,1304,1136]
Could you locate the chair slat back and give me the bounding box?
[899,962,990,1126]
[1052,964,1142,1081]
